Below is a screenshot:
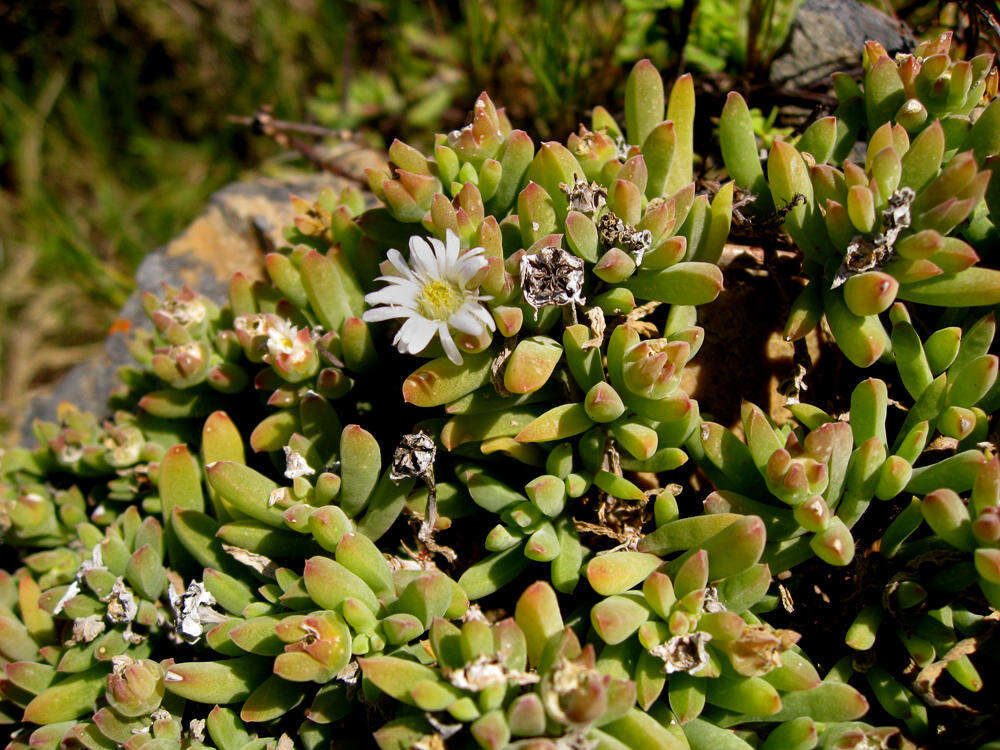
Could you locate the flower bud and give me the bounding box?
[896,98,928,132]
[937,405,977,440]
[541,646,611,727]
[106,656,165,717]
[622,338,689,400]
[843,271,898,316]
[973,507,1000,544]
[810,518,855,566]
[584,382,626,423]
[766,451,828,506]
[151,341,210,388]
[793,496,831,533]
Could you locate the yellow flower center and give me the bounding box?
[418,280,464,320]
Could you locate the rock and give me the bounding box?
[770,0,913,89]
[18,152,383,441]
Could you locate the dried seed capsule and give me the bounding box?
[519,246,586,310]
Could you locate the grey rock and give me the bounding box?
[770,0,913,89]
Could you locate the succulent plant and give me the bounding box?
[830,450,1000,745]
[720,31,1000,367]
[2,39,999,750]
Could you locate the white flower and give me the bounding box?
[264,315,314,366]
[265,316,298,357]
[363,229,494,364]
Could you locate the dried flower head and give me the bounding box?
[519,246,586,310]
[56,440,84,465]
[703,585,727,613]
[880,186,915,245]
[833,726,900,749]
[102,424,144,467]
[559,176,607,216]
[189,719,207,743]
[69,614,106,644]
[613,135,635,161]
[597,212,651,264]
[105,577,138,624]
[832,187,915,288]
[158,288,206,327]
[651,631,713,674]
[391,431,453,562]
[390,432,437,482]
[268,486,289,508]
[54,580,82,616]
[554,732,599,750]
[283,446,315,480]
[620,227,653,265]
[166,342,206,375]
[233,313,269,338]
[725,625,800,677]
[54,545,106,615]
[832,237,894,289]
[447,654,540,691]
[233,313,271,359]
[542,647,612,728]
[223,544,277,577]
[168,580,223,644]
[597,213,626,248]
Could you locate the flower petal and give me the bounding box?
[449,308,484,335]
[444,228,461,268]
[363,305,412,323]
[466,302,497,330]
[403,316,437,354]
[366,285,419,307]
[372,274,422,289]
[456,254,488,285]
[409,235,437,277]
[427,236,449,275]
[438,324,463,365]
[386,248,417,281]
[392,316,418,347]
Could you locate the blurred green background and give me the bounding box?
[0,0,991,432]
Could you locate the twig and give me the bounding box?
[416,473,456,563]
[229,108,369,185]
[227,111,367,144]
